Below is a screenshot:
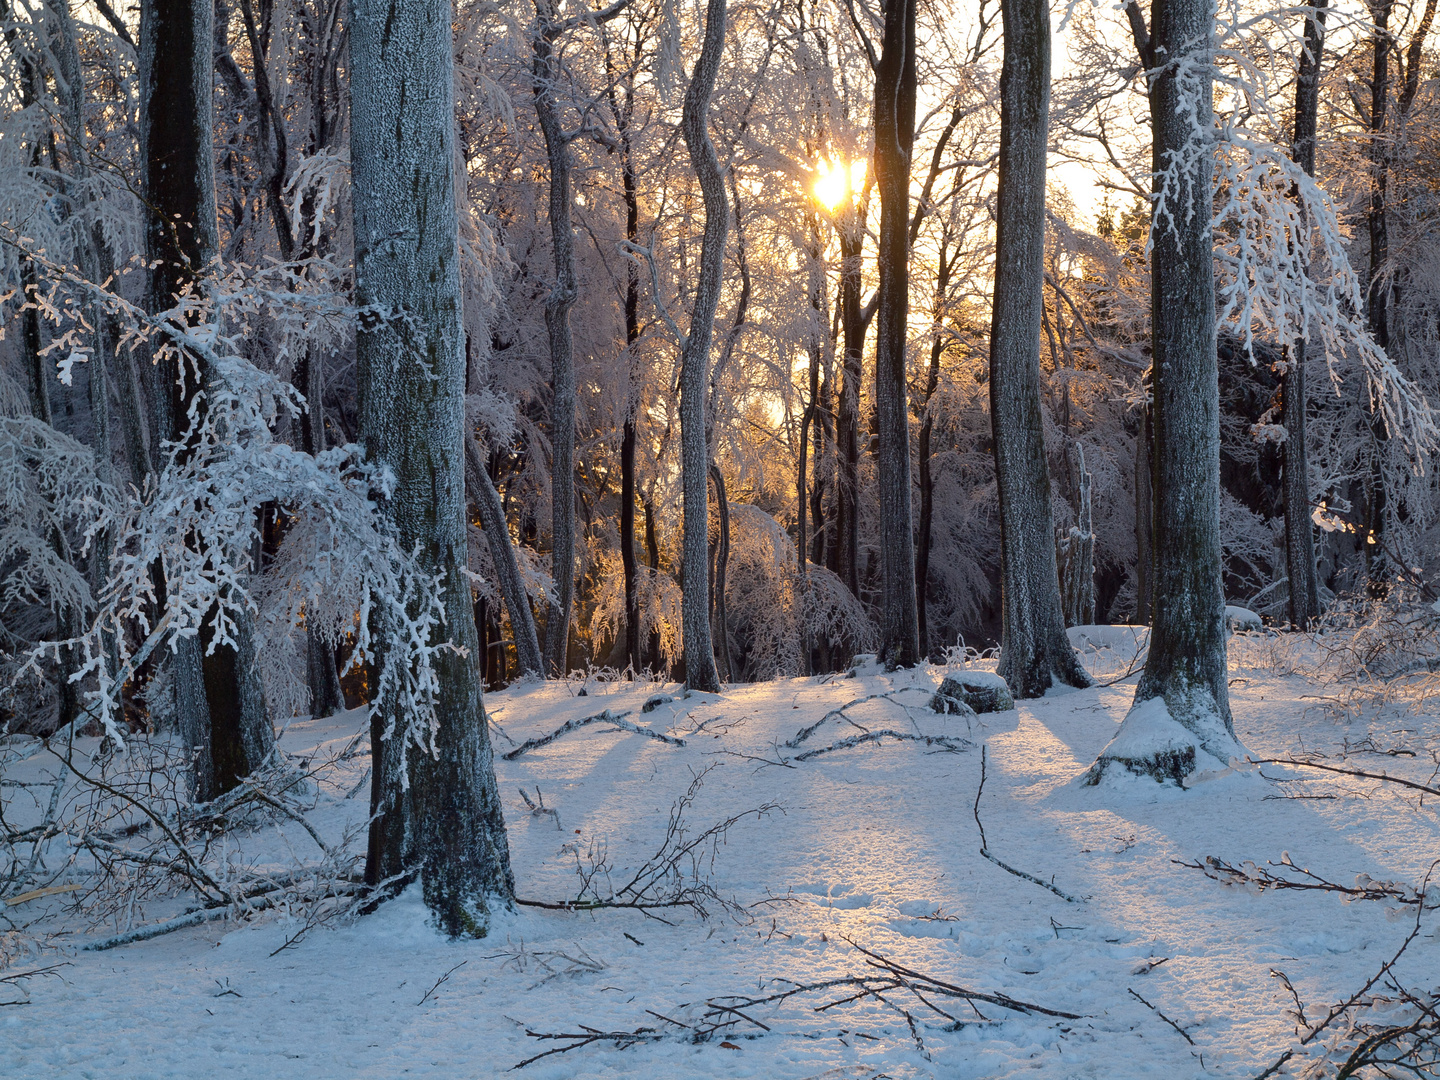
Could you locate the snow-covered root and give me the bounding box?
[1081,693,1248,786]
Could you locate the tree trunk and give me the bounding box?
[833,223,865,595]
[989,0,1090,697]
[532,1,578,676]
[141,0,272,799]
[618,99,642,676]
[1087,0,1240,784]
[709,463,732,682]
[464,432,544,678]
[872,0,920,669]
[676,0,728,693]
[1134,392,1153,622]
[1283,0,1326,629]
[644,494,663,672]
[351,0,514,934]
[1363,0,1392,597]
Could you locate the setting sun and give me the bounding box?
[813,156,865,211]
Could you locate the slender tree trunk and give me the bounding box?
[1283,0,1326,629]
[532,1,577,675]
[643,494,662,672]
[677,0,728,693]
[141,0,271,798]
[352,0,514,934]
[1089,0,1239,784]
[464,432,544,677]
[833,224,864,595]
[619,111,642,676]
[989,0,1090,697]
[1134,391,1153,622]
[872,0,920,669]
[1363,0,1392,597]
[709,463,732,681]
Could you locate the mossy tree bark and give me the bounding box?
[989,0,1091,698]
[351,0,515,934]
[1088,0,1240,784]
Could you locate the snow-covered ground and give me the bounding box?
[4,638,1438,1079]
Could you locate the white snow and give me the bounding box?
[4,651,1438,1079]
[1225,606,1265,632]
[946,669,1009,691]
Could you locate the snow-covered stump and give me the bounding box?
[932,671,1014,715]
[1082,694,1247,786]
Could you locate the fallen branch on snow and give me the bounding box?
[1245,757,1440,800]
[1175,855,1440,909]
[510,939,1083,1068]
[793,729,970,760]
[502,709,684,760]
[974,747,1082,903]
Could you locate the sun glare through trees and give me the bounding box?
[2,0,1439,1074]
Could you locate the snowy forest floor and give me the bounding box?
[4,634,1439,1079]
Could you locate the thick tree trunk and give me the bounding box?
[989,0,1090,697]
[141,0,271,799]
[351,0,514,934]
[464,432,544,678]
[677,0,728,693]
[1283,0,1326,629]
[1087,0,1240,784]
[872,0,920,669]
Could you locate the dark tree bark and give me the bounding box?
[832,220,867,597]
[532,0,579,675]
[677,0,728,693]
[1089,0,1240,784]
[1282,0,1327,629]
[1363,0,1392,596]
[140,0,272,798]
[464,432,544,678]
[1133,397,1153,623]
[988,0,1090,697]
[351,0,514,934]
[611,61,643,675]
[872,0,920,669]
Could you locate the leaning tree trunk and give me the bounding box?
[464,431,544,678]
[140,0,272,799]
[676,0,728,694]
[1087,0,1241,785]
[872,0,920,669]
[988,0,1091,696]
[351,0,514,935]
[532,0,577,676]
[1283,0,1327,629]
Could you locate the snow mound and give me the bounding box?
[1066,624,1149,653]
[1226,605,1265,631]
[1082,695,1247,787]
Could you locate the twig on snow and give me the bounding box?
[418,960,467,1006]
[974,747,1081,903]
[1129,986,1196,1045]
